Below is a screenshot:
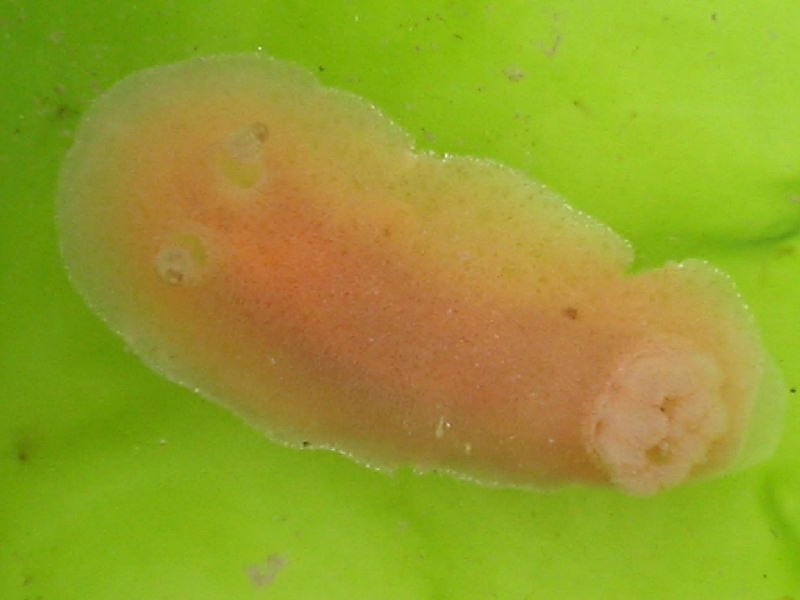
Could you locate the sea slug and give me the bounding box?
[57,54,785,494]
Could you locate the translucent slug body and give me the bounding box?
[57,54,785,494]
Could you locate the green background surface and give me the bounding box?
[2,1,799,598]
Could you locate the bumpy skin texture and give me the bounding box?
[57,54,784,495]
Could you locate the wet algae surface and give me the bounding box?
[2,1,800,598]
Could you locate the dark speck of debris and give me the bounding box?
[318,65,325,72]
[247,554,287,587]
[571,99,591,115]
[711,12,718,21]
[13,434,34,463]
[790,388,796,394]
[52,103,80,122]
[503,65,526,82]
[540,33,562,56]
[301,440,310,447]
[563,307,578,320]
